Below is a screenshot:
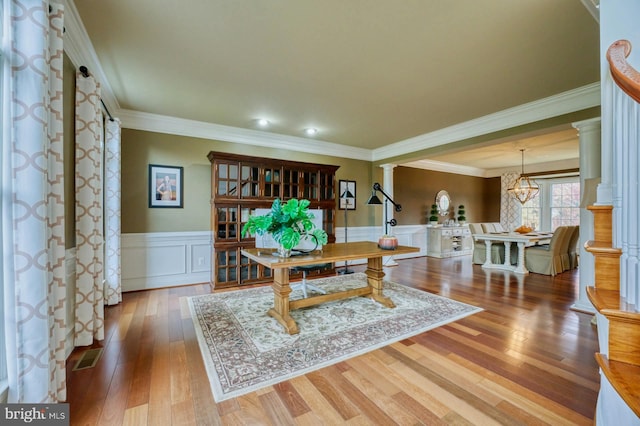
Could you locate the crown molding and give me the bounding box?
[372,83,600,162]
[402,159,487,178]
[580,0,600,23]
[485,158,580,178]
[118,109,373,161]
[63,0,120,112]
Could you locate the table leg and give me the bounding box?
[503,241,512,266]
[365,256,395,308]
[483,240,494,267]
[513,241,530,274]
[267,268,299,334]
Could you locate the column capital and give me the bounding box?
[572,117,601,132]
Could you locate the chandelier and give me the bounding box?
[508,149,539,204]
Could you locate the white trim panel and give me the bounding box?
[122,231,212,292]
[336,225,428,266]
[65,248,77,358]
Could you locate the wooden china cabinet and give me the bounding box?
[208,151,339,289]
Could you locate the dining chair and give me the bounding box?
[481,223,497,233]
[524,226,569,276]
[470,223,505,265]
[567,225,580,269]
[558,226,576,272]
[493,222,506,232]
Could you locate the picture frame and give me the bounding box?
[338,180,356,210]
[149,164,183,208]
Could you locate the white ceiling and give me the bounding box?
[67,0,601,175]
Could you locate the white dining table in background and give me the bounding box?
[473,232,553,274]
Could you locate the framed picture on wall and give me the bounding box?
[339,180,356,210]
[149,164,183,208]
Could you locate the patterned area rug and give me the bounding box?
[188,272,482,402]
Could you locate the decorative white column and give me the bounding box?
[572,118,601,313]
[615,88,640,306]
[381,164,398,266]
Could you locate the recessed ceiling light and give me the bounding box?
[304,128,318,136]
[256,119,270,127]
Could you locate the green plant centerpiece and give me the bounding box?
[241,198,328,257]
[429,204,439,224]
[457,205,466,223]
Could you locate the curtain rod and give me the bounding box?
[78,66,114,122]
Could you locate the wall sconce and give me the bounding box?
[366,182,402,250]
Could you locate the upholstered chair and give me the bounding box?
[481,223,496,233]
[470,223,505,265]
[567,226,580,269]
[558,226,576,272]
[524,226,569,276]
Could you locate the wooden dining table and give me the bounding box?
[241,241,419,334]
[473,231,553,274]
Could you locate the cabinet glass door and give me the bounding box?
[216,162,238,197]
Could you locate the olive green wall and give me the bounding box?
[121,129,374,233]
[393,166,501,225]
[121,129,504,233]
[63,54,76,249]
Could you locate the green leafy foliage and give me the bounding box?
[457,204,466,221]
[429,204,439,222]
[241,198,328,250]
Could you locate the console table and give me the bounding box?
[427,225,472,258]
[241,241,419,334]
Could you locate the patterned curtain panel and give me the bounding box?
[2,1,67,402]
[104,119,122,305]
[500,172,521,232]
[74,72,105,345]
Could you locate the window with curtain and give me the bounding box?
[522,176,580,231]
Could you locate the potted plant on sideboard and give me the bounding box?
[241,198,328,257]
[457,205,466,224]
[429,204,439,225]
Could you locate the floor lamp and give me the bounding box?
[366,182,402,250]
[339,186,355,274]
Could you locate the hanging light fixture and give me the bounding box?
[508,149,539,204]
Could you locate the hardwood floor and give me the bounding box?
[66,256,600,425]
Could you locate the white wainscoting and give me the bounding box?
[65,248,77,358]
[121,231,212,292]
[120,227,427,292]
[335,225,428,266]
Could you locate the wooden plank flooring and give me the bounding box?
[66,256,600,425]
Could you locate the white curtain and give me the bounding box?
[104,118,122,305]
[74,71,105,346]
[2,1,67,402]
[500,172,521,231]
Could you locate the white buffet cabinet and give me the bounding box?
[427,225,472,258]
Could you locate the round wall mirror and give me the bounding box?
[435,190,451,216]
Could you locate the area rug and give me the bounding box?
[187,272,482,402]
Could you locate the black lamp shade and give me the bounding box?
[366,193,382,205]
